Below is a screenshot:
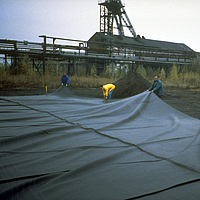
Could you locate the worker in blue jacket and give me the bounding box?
[61,73,69,86]
[147,75,164,98]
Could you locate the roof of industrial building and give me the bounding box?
[88,32,194,53]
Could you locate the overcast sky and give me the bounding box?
[0,0,200,52]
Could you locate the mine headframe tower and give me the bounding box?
[98,0,136,37]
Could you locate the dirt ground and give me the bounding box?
[161,88,200,120]
[0,87,200,120]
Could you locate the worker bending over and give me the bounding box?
[61,73,69,87]
[147,75,164,98]
[100,84,115,100]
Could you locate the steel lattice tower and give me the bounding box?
[98,0,136,37]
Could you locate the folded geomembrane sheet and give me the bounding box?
[0,86,200,199]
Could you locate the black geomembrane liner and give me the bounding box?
[0,86,200,199]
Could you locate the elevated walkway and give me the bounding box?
[0,35,198,74]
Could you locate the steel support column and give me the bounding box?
[74,57,77,75]
[14,42,17,70]
[4,54,7,66]
[112,60,115,78]
[43,36,46,75]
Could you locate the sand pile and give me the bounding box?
[95,72,151,98]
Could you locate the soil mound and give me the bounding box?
[112,72,151,98]
[95,72,151,98]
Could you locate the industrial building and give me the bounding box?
[0,0,198,75]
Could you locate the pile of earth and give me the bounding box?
[95,72,151,98]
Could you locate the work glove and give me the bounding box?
[62,83,63,85]
[66,84,68,87]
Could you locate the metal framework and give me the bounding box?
[0,35,197,75]
[98,0,136,37]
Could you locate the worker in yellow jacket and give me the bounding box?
[100,84,115,100]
